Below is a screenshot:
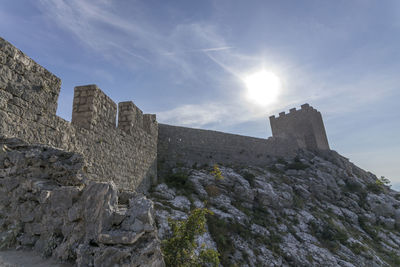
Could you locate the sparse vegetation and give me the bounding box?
[358,216,380,242]
[211,164,224,180]
[309,219,348,252]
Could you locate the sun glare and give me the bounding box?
[243,70,281,106]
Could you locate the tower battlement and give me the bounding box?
[269,104,330,151]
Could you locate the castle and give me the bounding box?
[0,37,330,192]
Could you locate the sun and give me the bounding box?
[243,70,281,106]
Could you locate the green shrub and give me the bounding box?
[349,242,367,255]
[277,157,287,165]
[309,219,349,252]
[162,208,220,267]
[378,176,391,186]
[286,157,309,170]
[165,172,189,188]
[358,216,380,242]
[386,250,400,265]
[211,164,224,180]
[345,181,363,193]
[366,182,384,194]
[292,193,305,209]
[242,171,256,187]
[207,216,234,267]
[267,165,284,174]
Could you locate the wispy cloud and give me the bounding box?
[201,46,233,52]
[35,0,400,130]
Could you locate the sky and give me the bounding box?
[0,0,399,189]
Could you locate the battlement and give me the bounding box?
[269,103,318,120]
[72,84,117,130]
[269,104,330,151]
[118,101,157,135]
[0,37,158,192]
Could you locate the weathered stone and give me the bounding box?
[98,231,144,245]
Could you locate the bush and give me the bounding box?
[286,157,309,170]
[242,171,256,187]
[162,208,220,267]
[349,242,367,255]
[207,216,234,267]
[358,216,380,242]
[366,182,384,194]
[309,219,349,252]
[211,164,224,180]
[345,181,363,193]
[277,157,288,165]
[165,172,189,189]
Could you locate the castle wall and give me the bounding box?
[157,124,297,169]
[269,104,330,150]
[0,37,157,192]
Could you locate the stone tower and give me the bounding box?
[269,103,330,151]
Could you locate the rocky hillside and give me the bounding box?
[1,136,399,267]
[152,150,400,267]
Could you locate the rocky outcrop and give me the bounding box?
[0,137,164,266]
[152,150,400,267]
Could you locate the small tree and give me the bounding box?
[162,208,220,267]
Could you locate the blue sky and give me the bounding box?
[1,0,399,189]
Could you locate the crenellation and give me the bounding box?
[301,103,310,109]
[72,84,117,130]
[118,101,145,134]
[269,103,330,151]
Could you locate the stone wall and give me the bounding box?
[0,38,61,115]
[0,138,164,266]
[269,104,330,151]
[157,123,297,170]
[0,37,158,192]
